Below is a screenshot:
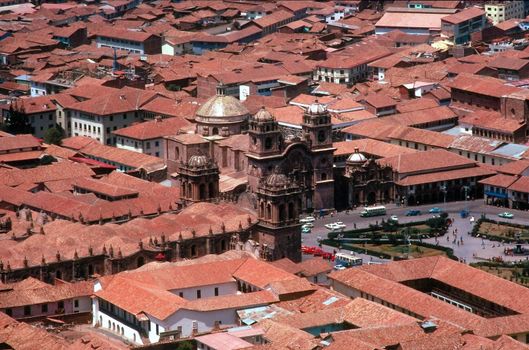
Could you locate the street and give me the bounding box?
[301,200,529,264]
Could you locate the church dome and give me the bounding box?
[188,154,209,167]
[253,107,275,122]
[265,172,289,188]
[347,148,367,164]
[307,101,327,115]
[195,94,249,120]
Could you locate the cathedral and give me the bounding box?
[165,87,336,262]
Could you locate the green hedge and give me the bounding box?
[321,239,456,261]
[327,220,444,240]
[473,218,529,243]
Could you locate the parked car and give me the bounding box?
[389,215,398,222]
[301,226,311,234]
[302,246,317,254]
[302,222,314,228]
[334,264,347,270]
[300,216,315,224]
[429,207,441,214]
[405,210,421,216]
[460,210,469,218]
[325,222,347,231]
[498,212,514,219]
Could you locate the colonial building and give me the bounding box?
[247,104,335,211]
[166,90,336,212]
[344,148,395,208]
[194,85,250,137]
[178,154,220,203]
[253,169,302,262]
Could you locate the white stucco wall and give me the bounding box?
[169,282,238,301]
[116,137,164,158]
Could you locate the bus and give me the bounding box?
[334,252,363,268]
[360,206,386,217]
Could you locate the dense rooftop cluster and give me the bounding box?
[3,0,529,348]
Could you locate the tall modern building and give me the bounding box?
[485,1,525,24]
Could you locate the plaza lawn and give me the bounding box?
[478,222,529,240]
[477,265,529,287]
[350,243,447,259]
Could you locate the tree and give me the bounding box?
[2,104,32,135]
[44,125,64,145]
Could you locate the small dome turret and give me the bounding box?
[188,154,209,168]
[347,148,367,164]
[253,107,275,122]
[307,101,327,115]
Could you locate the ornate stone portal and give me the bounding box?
[344,148,395,208]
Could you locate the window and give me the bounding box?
[42,304,48,313]
[146,142,151,149]
[197,290,201,299]
[155,141,159,147]
[156,324,159,335]
[318,130,326,143]
[58,301,64,310]
[74,299,79,308]
[264,137,272,150]
[214,287,219,296]
[24,306,31,316]
[179,292,184,298]
[5,308,12,316]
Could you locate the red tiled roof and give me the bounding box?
[396,98,438,114]
[478,173,517,188]
[254,10,294,28]
[397,165,496,186]
[0,134,40,153]
[62,136,165,170]
[0,280,92,309]
[73,177,138,198]
[96,276,186,320]
[184,290,278,312]
[233,258,299,289]
[0,150,43,163]
[378,149,476,174]
[388,127,456,148]
[508,176,529,194]
[0,161,95,187]
[113,117,191,140]
[94,26,157,42]
[497,159,529,176]
[364,94,396,109]
[70,87,159,116]
[334,139,417,158]
[441,7,484,24]
[448,73,519,98]
[488,57,529,71]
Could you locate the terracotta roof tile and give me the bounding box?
[113,117,191,140]
[378,149,476,174]
[0,134,40,153]
[334,139,417,158]
[184,290,278,312]
[478,173,518,188]
[0,280,92,309]
[233,258,299,289]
